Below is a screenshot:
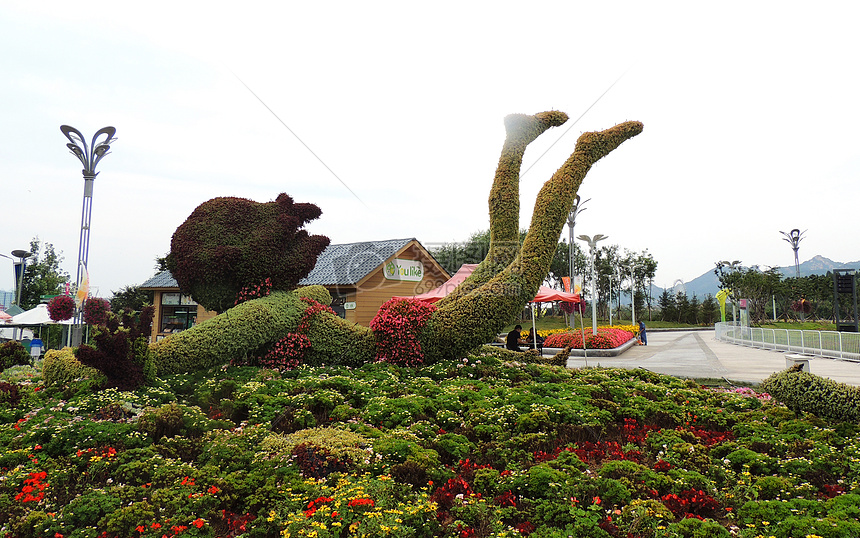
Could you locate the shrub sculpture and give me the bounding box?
[151,112,642,372]
[47,294,75,322]
[81,297,112,326]
[761,364,860,422]
[167,193,331,312]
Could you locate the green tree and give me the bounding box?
[18,238,70,310]
[430,229,493,275]
[109,285,154,314]
[688,294,701,325]
[701,294,718,325]
[658,289,677,322]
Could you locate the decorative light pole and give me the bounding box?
[566,196,589,288]
[577,234,608,335]
[779,228,806,279]
[61,125,116,345]
[11,250,32,307]
[629,263,636,327]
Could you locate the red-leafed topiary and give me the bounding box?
[47,295,75,322]
[82,297,112,326]
[167,193,330,313]
[75,306,155,390]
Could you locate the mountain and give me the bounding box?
[676,256,860,298]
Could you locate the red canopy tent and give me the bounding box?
[395,263,582,304]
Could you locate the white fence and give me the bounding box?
[715,322,860,362]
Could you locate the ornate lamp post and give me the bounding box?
[566,196,589,289]
[11,250,32,307]
[577,234,608,335]
[61,125,116,345]
[779,228,806,279]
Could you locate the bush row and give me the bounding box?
[761,365,860,422]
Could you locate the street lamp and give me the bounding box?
[577,234,608,335]
[566,196,589,289]
[779,229,806,279]
[61,125,117,345]
[10,250,32,307]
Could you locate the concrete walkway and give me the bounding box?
[562,329,860,386]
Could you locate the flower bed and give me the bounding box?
[2,356,860,537]
[544,327,636,349]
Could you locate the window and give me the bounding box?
[160,293,198,333]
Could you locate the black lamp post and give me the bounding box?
[61,125,116,345]
[10,249,32,307]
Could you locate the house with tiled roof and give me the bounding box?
[298,238,449,325]
[139,238,449,340]
[139,271,218,342]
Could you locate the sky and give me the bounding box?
[2,2,859,299]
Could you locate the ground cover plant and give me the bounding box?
[3,354,860,538]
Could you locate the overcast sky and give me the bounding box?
[2,2,858,299]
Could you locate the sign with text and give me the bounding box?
[383,259,424,282]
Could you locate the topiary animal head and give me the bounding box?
[167,193,330,312]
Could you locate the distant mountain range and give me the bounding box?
[671,256,860,299]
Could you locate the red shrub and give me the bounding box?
[544,328,633,349]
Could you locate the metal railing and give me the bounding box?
[715,322,860,361]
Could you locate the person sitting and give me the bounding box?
[506,324,525,351]
[526,328,545,352]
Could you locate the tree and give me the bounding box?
[701,294,718,325]
[18,238,70,310]
[431,229,497,275]
[658,289,677,322]
[167,193,331,313]
[109,285,154,314]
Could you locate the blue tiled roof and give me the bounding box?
[140,270,179,289]
[299,238,415,286]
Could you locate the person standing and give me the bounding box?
[638,321,647,345]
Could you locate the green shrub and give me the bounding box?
[762,366,860,422]
[149,291,306,375]
[41,347,104,387]
[0,341,30,371]
[664,516,730,537]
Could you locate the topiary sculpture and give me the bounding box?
[167,193,331,313]
[150,112,642,374]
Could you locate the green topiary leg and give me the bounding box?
[438,111,568,307]
[422,121,643,362]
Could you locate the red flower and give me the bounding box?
[192,518,205,528]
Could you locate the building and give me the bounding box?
[139,238,449,341]
[298,238,449,325]
[139,271,218,342]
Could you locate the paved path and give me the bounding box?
[563,329,860,386]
